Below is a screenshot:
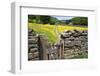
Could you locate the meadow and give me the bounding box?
[28,23,88,44]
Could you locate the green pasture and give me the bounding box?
[28,23,88,44]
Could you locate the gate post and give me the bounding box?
[38,36,48,60]
[61,39,64,59]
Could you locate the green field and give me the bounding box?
[28,23,88,44]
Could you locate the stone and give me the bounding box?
[28,52,39,60]
[28,28,33,33]
[30,48,38,53]
[28,44,38,48]
[61,32,70,38]
[28,35,38,39]
[81,32,88,36]
[28,38,38,44]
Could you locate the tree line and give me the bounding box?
[28,15,88,26]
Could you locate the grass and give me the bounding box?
[28,23,88,44]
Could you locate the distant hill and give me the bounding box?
[28,15,88,26]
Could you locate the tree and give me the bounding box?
[36,16,41,23]
[65,20,72,25]
[28,15,36,23]
[71,17,88,26]
[49,17,59,25]
[40,16,50,24]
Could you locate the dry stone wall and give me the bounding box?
[28,28,88,60]
[28,28,39,60]
[60,29,88,58]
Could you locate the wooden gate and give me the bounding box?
[38,35,64,60]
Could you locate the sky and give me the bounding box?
[52,16,74,20]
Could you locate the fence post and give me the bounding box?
[61,39,64,59]
[58,44,61,59]
[38,36,48,60]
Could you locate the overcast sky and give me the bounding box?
[52,16,74,20]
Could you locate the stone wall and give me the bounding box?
[28,28,39,60]
[28,28,88,60]
[60,29,88,59]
